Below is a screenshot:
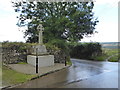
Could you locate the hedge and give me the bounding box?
[69,42,102,59]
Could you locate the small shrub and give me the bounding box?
[45,43,70,63]
[108,56,119,62]
[91,55,107,61]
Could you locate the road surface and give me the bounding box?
[13,58,118,88]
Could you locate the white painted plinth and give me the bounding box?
[27,55,54,67]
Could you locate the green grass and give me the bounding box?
[2,65,36,86]
[102,48,118,56]
[103,48,119,62]
[92,55,107,61]
[17,62,27,64]
[108,55,119,62]
[67,60,72,65]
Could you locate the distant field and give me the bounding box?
[102,46,118,49]
[101,48,119,62]
[100,42,119,49]
[103,48,119,62]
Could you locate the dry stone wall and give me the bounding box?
[2,42,67,64]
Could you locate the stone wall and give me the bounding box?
[2,42,67,64]
[45,44,66,63]
[2,45,27,64]
[2,42,31,64]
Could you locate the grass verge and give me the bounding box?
[91,55,108,61]
[17,62,27,64]
[67,60,72,65]
[108,55,119,62]
[2,65,36,87]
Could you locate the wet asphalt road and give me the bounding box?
[14,58,118,88]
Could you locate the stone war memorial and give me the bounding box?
[27,24,54,67]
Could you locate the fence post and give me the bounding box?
[36,48,38,73]
[65,56,67,66]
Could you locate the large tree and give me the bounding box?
[12,1,98,43]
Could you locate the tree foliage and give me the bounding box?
[12,1,98,43]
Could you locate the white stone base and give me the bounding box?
[27,55,54,67]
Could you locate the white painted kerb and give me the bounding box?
[27,55,54,67]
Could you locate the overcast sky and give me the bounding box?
[0,0,119,42]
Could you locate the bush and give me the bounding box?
[108,55,119,62]
[47,39,69,54]
[45,43,64,63]
[90,55,107,61]
[45,40,70,63]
